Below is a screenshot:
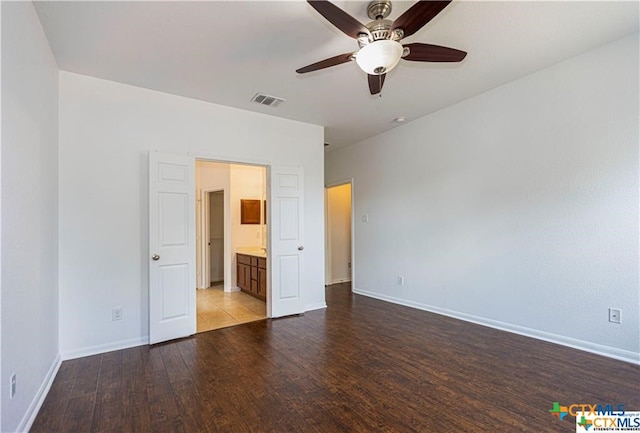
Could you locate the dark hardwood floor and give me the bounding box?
[32,283,639,432]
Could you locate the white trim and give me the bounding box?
[329,278,352,285]
[188,151,276,169]
[17,354,62,433]
[353,288,640,365]
[196,191,204,288]
[305,302,328,312]
[61,337,149,361]
[200,189,209,289]
[324,187,331,285]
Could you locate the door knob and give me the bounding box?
[298,246,304,251]
[152,254,160,261]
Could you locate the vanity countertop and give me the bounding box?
[236,246,267,258]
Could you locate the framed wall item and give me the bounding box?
[240,199,261,224]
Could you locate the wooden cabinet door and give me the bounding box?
[245,265,252,292]
[237,263,249,290]
[258,268,267,298]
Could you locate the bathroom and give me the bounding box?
[195,160,267,332]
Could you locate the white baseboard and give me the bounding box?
[61,336,149,361]
[17,353,62,433]
[328,278,351,285]
[305,302,328,312]
[353,288,640,365]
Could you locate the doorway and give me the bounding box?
[208,190,224,286]
[195,160,267,332]
[325,182,354,287]
[149,152,307,343]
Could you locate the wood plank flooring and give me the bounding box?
[32,283,639,432]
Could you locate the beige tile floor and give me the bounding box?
[196,284,266,333]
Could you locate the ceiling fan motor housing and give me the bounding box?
[364,0,401,44]
[367,0,392,20]
[367,19,393,41]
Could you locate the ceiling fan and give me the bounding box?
[296,0,467,95]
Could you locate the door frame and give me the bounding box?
[150,151,307,343]
[199,187,229,291]
[325,179,355,289]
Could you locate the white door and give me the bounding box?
[270,165,305,317]
[149,151,196,344]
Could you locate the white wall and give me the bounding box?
[325,34,639,363]
[196,160,230,188]
[1,2,60,431]
[327,183,352,284]
[58,71,325,358]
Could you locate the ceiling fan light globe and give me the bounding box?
[355,39,403,75]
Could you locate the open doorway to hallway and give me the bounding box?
[325,182,353,288]
[195,160,267,332]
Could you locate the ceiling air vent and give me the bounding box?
[251,93,286,108]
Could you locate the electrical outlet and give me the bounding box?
[112,307,123,321]
[397,275,404,285]
[609,308,621,324]
[10,373,16,399]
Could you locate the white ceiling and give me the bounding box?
[34,1,639,151]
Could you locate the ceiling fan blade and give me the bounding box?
[402,43,467,62]
[391,1,452,39]
[308,1,370,39]
[296,53,354,74]
[368,73,386,95]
